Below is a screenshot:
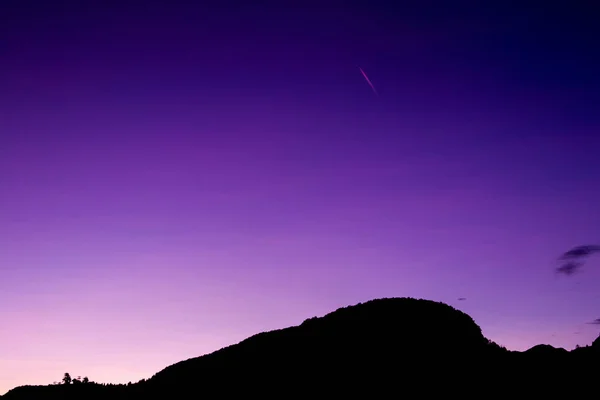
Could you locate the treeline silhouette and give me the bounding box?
[3,297,600,398]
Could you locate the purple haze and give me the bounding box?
[1,1,600,393]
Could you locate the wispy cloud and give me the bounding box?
[556,261,583,276]
[559,245,600,260]
[556,245,600,275]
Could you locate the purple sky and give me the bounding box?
[2,1,600,393]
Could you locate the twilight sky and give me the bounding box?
[1,0,600,393]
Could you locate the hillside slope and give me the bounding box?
[3,297,600,398]
[147,297,502,395]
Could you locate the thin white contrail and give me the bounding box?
[359,67,378,95]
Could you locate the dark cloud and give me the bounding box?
[556,245,600,276]
[586,319,600,325]
[559,245,600,260]
[556,261,583,276]
[457,297,466,301]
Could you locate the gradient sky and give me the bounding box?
[2,0,600,393]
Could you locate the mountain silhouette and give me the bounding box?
[3,297,600,398]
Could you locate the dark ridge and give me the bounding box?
[524,343,568,354]
[150,297,490,380]
[522,343,570,364]
[3,297,600,399]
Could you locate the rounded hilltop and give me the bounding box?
[297,297,491,353]
[150,296,497,387]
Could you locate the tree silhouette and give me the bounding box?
[62,373,71,385]
[82,376,89,384]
